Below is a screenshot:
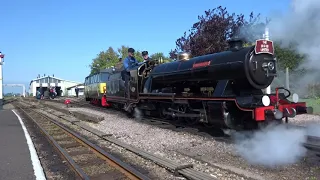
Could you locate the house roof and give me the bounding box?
[66,83,84,90]
[29,76,82,85]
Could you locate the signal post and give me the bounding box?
[0,52,4,109]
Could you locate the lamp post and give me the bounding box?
[0,52,5,109]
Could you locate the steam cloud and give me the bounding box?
[233,0,320,167]
[269,0,320,68]
[267,0,320,93]
[234,123,320,167]
[134,107,143,120]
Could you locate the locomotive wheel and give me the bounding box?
[257,121,268,129]
[159,107,171,120]
[203,122,215,128]
[125,107,134,118]
[185,117,198,126]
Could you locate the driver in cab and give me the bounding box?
[142,51,151,63]
[123,48,140,72]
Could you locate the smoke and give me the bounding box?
[236,0,320,94]
[305,123,320,137]
[269,0,320,65]
[265,0,320,93]
[234,124,307,167]
[234,123,320,167]
[134,107,143,120]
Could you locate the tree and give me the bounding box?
[150,52,172,63]
[89,45,154,74]
[274,43,304,70]
[89,47,119,75]
[169,6,263,59]
[117,45,144,62]
[273,42,305,71]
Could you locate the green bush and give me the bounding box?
[306,83,320,98]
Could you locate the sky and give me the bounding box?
[1,0,291,94]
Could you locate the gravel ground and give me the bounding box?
[37,106,185,180]
[290,114,320,126]
[29,99,320,180]
[63,105,320,180]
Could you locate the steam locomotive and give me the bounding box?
[84,38,313,130]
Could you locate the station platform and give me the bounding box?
[0,109,45,180]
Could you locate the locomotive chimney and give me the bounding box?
[227,37,244,51]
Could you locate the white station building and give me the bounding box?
[66,83,84,97]
[29,75,82,97]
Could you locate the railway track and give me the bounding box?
[27,97,320,154]
[304,136,320,156]
[15,103,151,180]
[23,97,316,144]
[18,99,221,180]
[37,98,231,139]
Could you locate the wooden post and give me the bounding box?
[285,67,289,90]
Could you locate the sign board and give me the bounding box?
[193,61,211,68]
[255,39,274,55]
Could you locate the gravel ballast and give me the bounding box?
[39,100,320,179]
[34,104,186,180]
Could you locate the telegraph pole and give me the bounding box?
[0,52,4,110]
[264,27,271,94]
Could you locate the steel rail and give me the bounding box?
[36,111,150,180]
[23,98,220,180]
[15,104,150,180]
[17,105,90,180]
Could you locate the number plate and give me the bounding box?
[255,39,274,55]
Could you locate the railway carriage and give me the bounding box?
[85,38,313,130]
[84,70,110,106]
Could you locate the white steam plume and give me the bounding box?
[232,0,320,167]
[134,107,143,120]
[269,0,320,67]
[234,123,320,167]
[234,124,307,167]
[267,0,320,93]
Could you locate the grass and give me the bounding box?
[300,98,320,115]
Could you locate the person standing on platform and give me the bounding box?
[75,86,79,97]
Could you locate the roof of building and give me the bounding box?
[66,83,84,90]
[29,76,82,85]
[85,68,115,79]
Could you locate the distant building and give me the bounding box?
[66,84,84,97]
[29,76,82,97]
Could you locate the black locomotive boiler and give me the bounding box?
[85,38,312,130]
